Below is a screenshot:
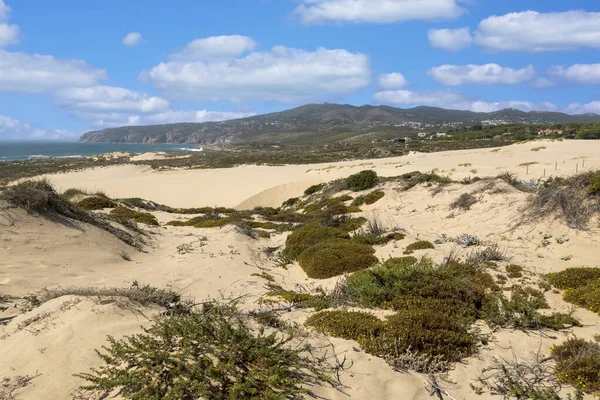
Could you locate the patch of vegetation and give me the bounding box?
[24,282,189,313]
[450,193,478,211]
[110,206,159,226]
[282,222,350,260]
[523,171,600,229]
[397,171,453,191]
[298,239,378,279]
[282,197,299,208]
[506,264,524,278]
[61,187,88,200]
[345,170,378,192]
[77,196,117,210]
[352,231,405,246]
[304,184,324,196]
[0,375,38,400]
[76,303,335,399]
[263,290,331,311]
[362,190,385,205]
[562,280,600,315]
[306,309,477,372]
[466,244,506,265]
[547,267,600,290]
[531,146,546,152]
[403,240,435,254]
[0,179,140,248]
[552,337,600,395]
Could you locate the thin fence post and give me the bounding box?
[526,165,529,175]
[544,169,546,178]
[576,163,579,173]
[555,161,557,171]
[583,159,586,168]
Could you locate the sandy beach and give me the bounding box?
[2,139,600,399]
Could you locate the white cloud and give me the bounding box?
[171,35,256,60]
[428,27,472,51]
[378,72,408,89]
[428,64,535,86]
[0,115,79,140]
[0,23,18,47]
[122,32,144,47]
[142,45,370,103]
[0,50,107,93]
[0,0,11,21]
[55,86,170,114]
[90,109,256,128]
[372,89,557,113]
[549,64,600,84]
[530,78,556,89]
[293,0,465,24]
[474,11,600,52]
[567,101,600,115]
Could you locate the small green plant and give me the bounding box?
[77,196,117,210]
[506,264,524,278]
[345,170,378,192]
[282,222,350,260]
[282,197,299,207]
[76,303,335,399]
[403,240,434,254]
[363,190,385,205]
[297,239,378,279]
[304,183,324,196]
[60,187,88,200]
[588,171,600,195]
[546,268,600,290]
[110,206,159,226]
[562,279,600,315]
[552,337,600,395]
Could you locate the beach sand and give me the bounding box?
[2,139,599,399]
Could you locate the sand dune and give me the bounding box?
[44,140,600,209]
[3,140,600,399]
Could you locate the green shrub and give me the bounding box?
[506,264,524,278]
[345,170,378,192]
[282,222,350,260]
[336,217,367,232]
[563,279,600,314]
[345,258,496,322]
[552,337,600,394]
[546,267,600,290]
[244,221,280,230]
[61,187,88,200]
[110,206,159,226]
[76,304,334,399]
[194,219,231,228]
[363,190,385,205]
[282,197,299,207]
[304,184,324,196]
[403,240,435,254]
[588,172,600,195]
[1,179,56,212]
[305,311,385,341]
[77,197,117,210]
[398,171,453,191]
[306,309,478,367]
[297,239,378,279]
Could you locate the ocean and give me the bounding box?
[0,141,202,162]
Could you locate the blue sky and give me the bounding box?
[1,0,600,140]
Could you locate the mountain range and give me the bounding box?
[79,103,600,144]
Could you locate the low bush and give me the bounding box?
[76,303,335,399]
[282,222,350,260]
[466,244,506,265]
[588,171,600,195]
[304,183,324,196]
[363,190,385,205]
[282,197,299,207]
[263,290,331,311]
[61,187,88,200]
[110,206,159,226]
[506,264,524,278]
[450,193,478,211]
[77,196,117,210]
[297,239,378,279]
[1,180,140,248]
[398,171,453,191]
[563,279,600,315]
[546,267,600,290]
[403,240,434,254]
[345,170,378,192]
[552,337,600,394]
[306,309,478,370]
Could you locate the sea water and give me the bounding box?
[0,142,201,162]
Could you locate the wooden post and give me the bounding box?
[576,163,579,173]
[526,165,529,175]
[544,169,546,178]
[583,159,586,168]
[555,161,557,171]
